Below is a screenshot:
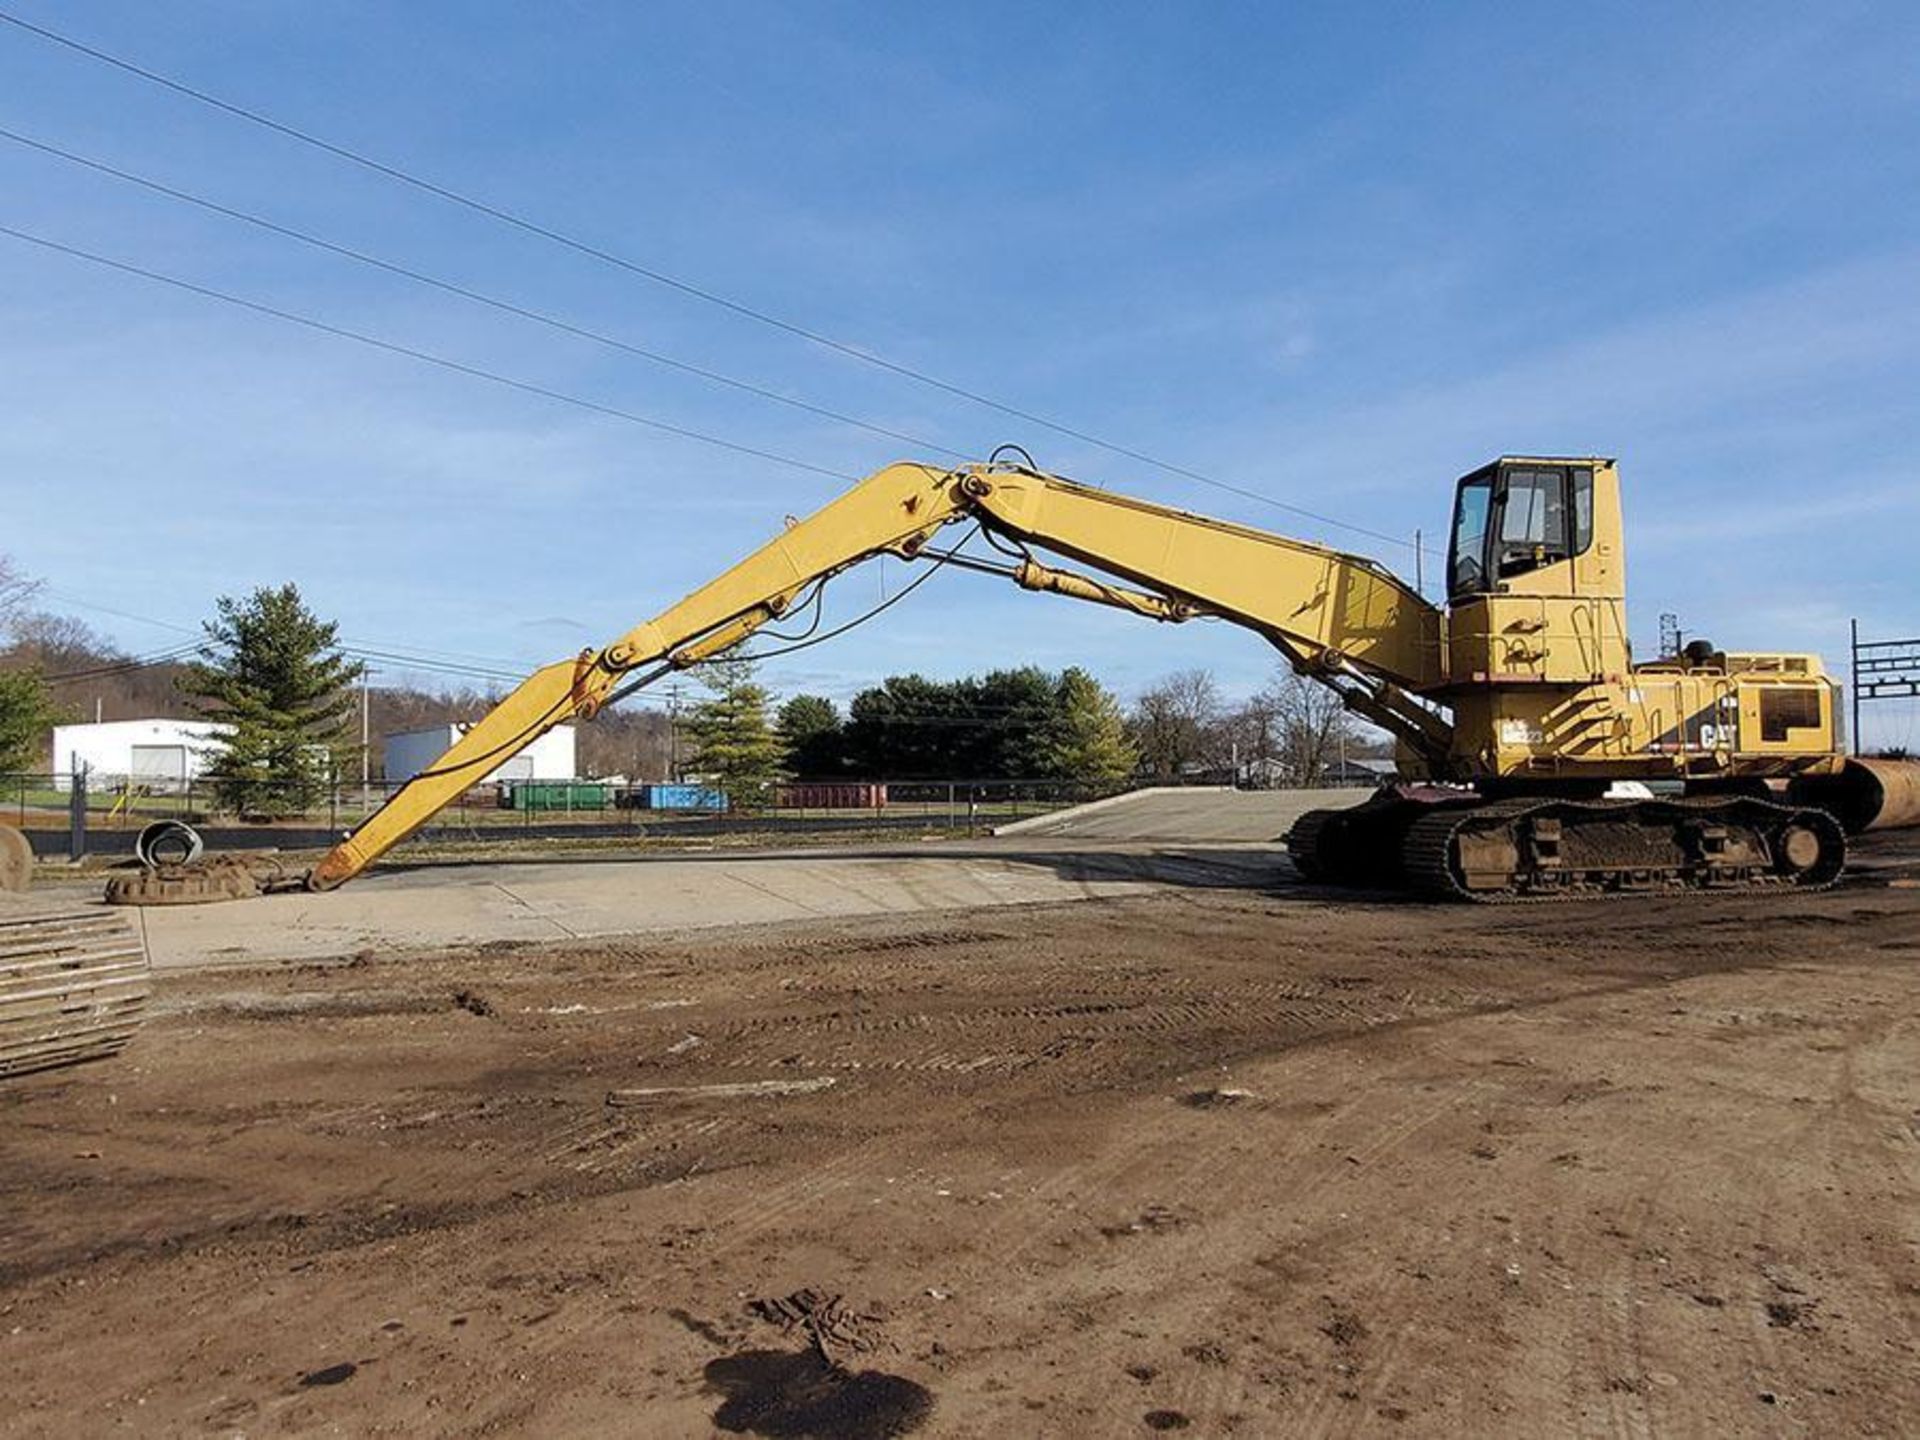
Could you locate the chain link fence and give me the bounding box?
[4,771,1139,860]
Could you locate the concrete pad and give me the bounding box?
[996,786,1369,842]
[130,840,1286,971]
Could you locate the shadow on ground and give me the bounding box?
[704,1350,933,1439]
[365,842,1314,898]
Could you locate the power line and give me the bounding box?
[39,589,545,684]
[40,641,514,689]
[339,637,537,673]
[41,640,508,687]
[0,6,1431,556]
[41,641,199,682]
[0,125,967,463]
[0,222,851,481]
[340,646,523,685]
[43,589,199,636]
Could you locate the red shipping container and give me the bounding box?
[777,783,887,809]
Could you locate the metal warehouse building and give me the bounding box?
[382,723,576,785]
[49,718,229,791]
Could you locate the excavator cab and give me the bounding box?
[1440,455,1631,691]
[1446,459,1603,601]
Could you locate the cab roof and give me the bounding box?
[1491,455,1616,468]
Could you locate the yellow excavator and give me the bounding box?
[115,453,1920,903]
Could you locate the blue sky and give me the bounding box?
[3,2,1917,746]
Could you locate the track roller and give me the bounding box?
[104,855,303,906]
[1399,795,1846,903]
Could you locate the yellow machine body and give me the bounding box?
[1430,457,1842,787]
[290,453,1864,899]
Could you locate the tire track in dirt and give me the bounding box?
[1221,1074,1497,1437]
[459,1138,910,1383]
[950,1036,1494,1433]
[8,881,1920,1435]
[678,976,1463,1092]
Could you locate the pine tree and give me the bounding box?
[0,555,69,773]
[177,584,363,817]
[777,693,844,777]
[1049,666,1137,782]
[684,657,786,808]
[0,668,68,773]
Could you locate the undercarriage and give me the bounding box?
[1287,788,1848,903]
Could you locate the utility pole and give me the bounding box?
[666,684,683,782]
[1850,617,1861,757]
[360,669,372,800]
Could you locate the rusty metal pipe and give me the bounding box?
[1787,757,1920,835]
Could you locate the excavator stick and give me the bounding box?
[308,653,610,890]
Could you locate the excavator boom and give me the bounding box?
[308,459,1443,889]
[101,449,1914,906]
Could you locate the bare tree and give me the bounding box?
[1129,668,1224,779]
[0,556,42,637]
[575,706,673,781]
[1217,689,1280,783]
[5,611,104,669]
[1257,669,1359,786]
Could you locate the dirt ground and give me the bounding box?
[5,852,1920,1436]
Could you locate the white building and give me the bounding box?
[49,718,230,791]
[382,723,576,785]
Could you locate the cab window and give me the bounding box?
[1448,463,1598,599]
[1570,466,1594,552]
[1449,474,1492,597]
[1496,468,1568,574]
